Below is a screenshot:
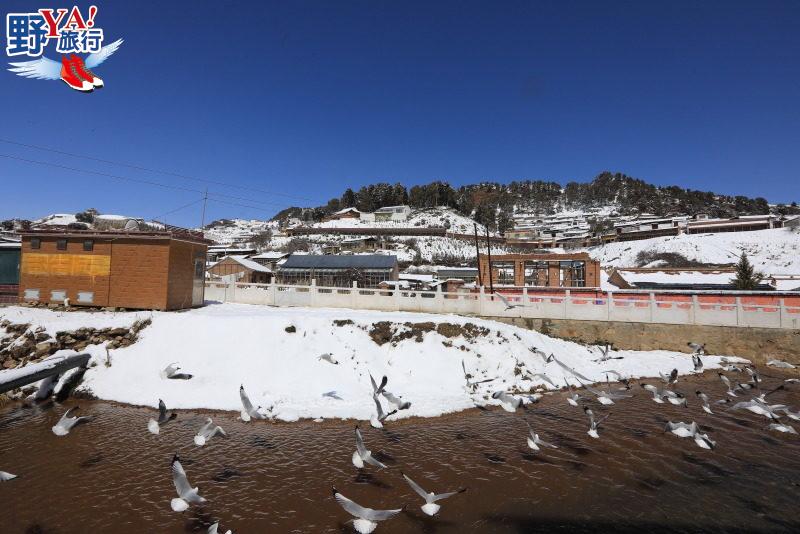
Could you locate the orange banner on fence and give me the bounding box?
[21,253,111,277]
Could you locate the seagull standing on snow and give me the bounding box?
[170,453,207,511]
[239,385,267,421]
[160,363,193,380]
[332,487,402,534]
[52,407,91,436]
[352,425,387,469]
[525,420,558,451]
[148,399,177,434]
[402,472,466,516]
[0,471,18,481]
[208,522,232,534]
[665,421,715,450]
[584,406,608,439]
[695,391,714,414]
[194,418,227,446]
[319,353,339,365]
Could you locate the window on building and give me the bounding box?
[30,238,41,250]
[559,261,586,287]
[51,289,67,302]
[57,238,67,250]
[77,291,94,304]
[524,261,549,286]
[83,239,94,251]
[492,261,515,285]
[23,289,40,300]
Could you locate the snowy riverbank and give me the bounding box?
[1,303,743,421]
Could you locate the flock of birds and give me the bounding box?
[2,340,800,533]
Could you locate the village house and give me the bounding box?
[339,236,381,253]
[277,254,399,288]
[327,207,362,221]
[18,227,209,310]
[207,255,272,284]
[249,251,290,271]
[207,245,257,263]
[478,253,601,288]
[0,236,21,304]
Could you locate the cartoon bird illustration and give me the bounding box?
[7,38,123,92]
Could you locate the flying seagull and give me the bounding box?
[565,381,582,407]
[382,390,411,411]
[148,398,177,435]
[0,471,17,481]
[160,362,193,380]
[52,406,91,436]
[402,472,466,516]
[370,374,388,397]
[530,347,554,364]
[461,360,494,391]
[665,421,715,450]
[718,373,738,397]
[528,372,559,389]
[319,353,339,365]
[777,407,800,421]
[323,390,344,400]
[332,487,402,534]
[170,453,207,512]
[768,422,798,434]
[687,342,706,355]
[594,344,623,362]
[352,425,387,469]
[729,399,787,420]
[552,356,592,382]
[578,379,631,406]
[692,353,703,372]
[370,396,398,429]
[492,391,524,412]
[603,370,632,390]
[239,385,267,422]
[525,420,558,452]
[194,418,227,446]
[659,368,679,385]
[494,292,522,310]
[584,406,608,439]
[695,391,714,414]
[208,522,232,534]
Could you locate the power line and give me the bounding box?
[150,197,205,222]
[0,152,293,209]
[0,137,321,204]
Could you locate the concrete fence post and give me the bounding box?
[352,281,358,308]
[310,279,317,308]
[521,287,528,318]
[649,292,656,323]
[691,294,699,324]
[435,283,443,313]
[479,286,485,316]
[394,281,402,311]
[607,292,613,321]
[269,278,276,306]
[779,298,785,328]
[735,296,743,326]
[564,290,571,319]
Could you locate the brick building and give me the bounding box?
[478,253,601,288]
[18,228,209,310]
[208,255,272,283]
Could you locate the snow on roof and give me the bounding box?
[374,205,410,212]
[334,207,361,215]
[615,269,737,286]
[222,255,272,273]
[250,251,289,260]
[281,254,397,270]
[0,241,21,249]
[399,273,435,283]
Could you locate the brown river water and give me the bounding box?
[2,371,800,533]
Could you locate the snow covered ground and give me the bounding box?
[584,228,800,274]
[1,304,742,422]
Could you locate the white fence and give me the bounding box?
[205,281,800,330]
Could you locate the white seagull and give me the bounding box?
[160,362,193,380]
[370,374,388,397]
[402,472,466,516]
[51,407,91,436]
[767,359,796,369]
[768,422,798,434]
[565,381,582,407]
[148,398,177,435]
[352,425,387,469]
[579,380,631,406]
[0,471,18,481]
[696,391,714,414]
[194,418,227,446]
[492,391,524,412]
[370,396,398,429]
[319,353,339,365]
[687,342,706,355]
[584,406,608,439]
[529,372,559,389]
[530,347,554,364]
[659,368,679,385]
[170,453,207,512]
[525,420,558,451]
[208,522,232,534]
[718,373,738,397]
[332,487,402,534]
[665,421,715,450]
[461,360,494,391]
[381,390,411,411]
[494,292,523,310]
[692,353,703,372]
[239,385,267,422]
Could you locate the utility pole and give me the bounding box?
[473,223,483,287]
[485,226,494,294]
[200,188,208,232]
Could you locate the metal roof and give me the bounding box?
[280,254,397,270]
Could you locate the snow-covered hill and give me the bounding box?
[584,228,800,274]
[203,219,278,245]
[313,206,492,234]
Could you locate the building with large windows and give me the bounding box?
[276,254,399,288]
[477,253,600,288]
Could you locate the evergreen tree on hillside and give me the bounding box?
[341,188,356,208]
[732,252,763,290]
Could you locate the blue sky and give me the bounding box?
[1,0,798,227]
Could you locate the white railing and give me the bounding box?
[204,281,800,330]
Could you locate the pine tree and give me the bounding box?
[732,252,763,290]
